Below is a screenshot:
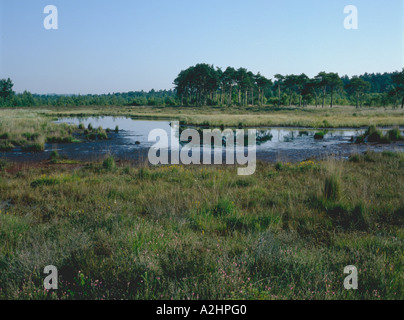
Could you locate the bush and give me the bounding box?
[355,135,365,144]
[0,142,14,151]
[356,126,399,144]
[49,150,60,163]
[213,198,235,217]
[31,177,60,188]
[87,132,108,141]
[314,131,325,140]
[47,136,77,143]
[275,162,283,171]
[78,123,85,130]
[324,174,341,201]
[387,128,402,141]
[349,154,361,163]
[382,151,399,158]
[322,120,331,128]
[326,201,367,231]
[22,133,40,141]
[98,131,108,140]
[103,156,116,171]
[0,158,9,170]
[366,126,383,142]
[0,133,10,140]
[363,151,377,162]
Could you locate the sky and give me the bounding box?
[0,0,403,94]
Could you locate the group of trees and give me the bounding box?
[174,65,404,109]
[1,67,404,108]
[0,78,14,101]
[174,64,272,107]
[0,80,177,108]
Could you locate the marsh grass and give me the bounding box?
[10,105,404,128]
[0,109,79,151]
[324,175,341,202]
[355,126,404,144]
[0,152,402,300]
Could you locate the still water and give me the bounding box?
[3,116,401,163]
[55,116,362,151]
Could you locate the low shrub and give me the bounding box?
[0,158,9,170]
[103,156,116,171]
[349,154,361,163]
[0,142,14,151]
[213,198,235,217]
[86,132,108,141]
[22,133,40,141]
[275,162,283,171]
[49,150,61,163]
[387,128,402,142]
[314,131,325,140]
[47,136,78,143]
[355,126,400,144]
[0,133,10,140]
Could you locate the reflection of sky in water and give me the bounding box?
[56,117,366,152]
[56,117,172,147]
[254,128,364,150]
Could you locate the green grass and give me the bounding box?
[0,153,402,300]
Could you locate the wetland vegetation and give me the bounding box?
[0,151,403,300]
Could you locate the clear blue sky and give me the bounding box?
[0,0,403,94]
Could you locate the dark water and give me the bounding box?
[1,116,403,163]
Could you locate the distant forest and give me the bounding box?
[1,65,403,108]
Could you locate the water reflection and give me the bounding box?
[55,116,365,152]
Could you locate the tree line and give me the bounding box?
[1,67,404,108]
[0,83,177,108]
[174,64,404,108]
